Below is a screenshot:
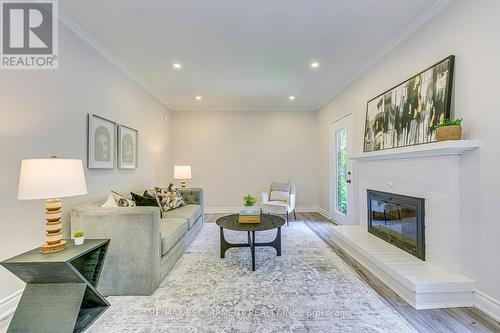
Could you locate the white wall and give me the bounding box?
[0,24,171,313]
[317,0,500,306]
[170,111,318,209]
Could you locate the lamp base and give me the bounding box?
[180,180,187,188]
[41,198,67,254]
[40,240,67,253]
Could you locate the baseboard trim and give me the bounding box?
[317,207,331,220]
[0,289,22,321]
[295,206,319,213]
[205,206,320,214]
[474,290,500,322]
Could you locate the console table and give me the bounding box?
[0,239,110,333]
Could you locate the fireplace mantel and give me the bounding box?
[349,140,480,161]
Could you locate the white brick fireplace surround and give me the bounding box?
[331,140,481,310]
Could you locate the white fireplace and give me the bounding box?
[331,140,480,309]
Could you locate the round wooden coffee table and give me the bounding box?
[216,214,285,271]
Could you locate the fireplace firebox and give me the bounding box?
[367,190,425,260]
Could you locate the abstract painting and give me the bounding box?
[88,114,116,169]
[117,124,138,169]
[363,56,454,152]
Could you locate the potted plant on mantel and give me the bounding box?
[434,118,463,141]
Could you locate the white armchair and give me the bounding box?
[260,181,296,226]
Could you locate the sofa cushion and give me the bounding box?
[263,200,289,207]
[160,218,188,256]
[161,204,202,229]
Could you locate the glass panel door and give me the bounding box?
[336,128,348,215]
[330,114,353,225]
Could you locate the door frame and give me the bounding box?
[329,113,354,225]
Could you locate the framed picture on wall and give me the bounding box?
[363,55,455,152]
[117,124,138,169]
[88,114,116,169]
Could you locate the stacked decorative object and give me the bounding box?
[239,208,261,223]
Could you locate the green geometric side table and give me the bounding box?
[0,239,110,333]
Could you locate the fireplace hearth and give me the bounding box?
[367,190,425,260]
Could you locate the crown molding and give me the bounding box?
[58,10,172,111]
[316,0,453,111]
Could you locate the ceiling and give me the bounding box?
[60,0,450,112]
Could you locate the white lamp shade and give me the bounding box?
[17,159,88,200]
[173,165,192,180]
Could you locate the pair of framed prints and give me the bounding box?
[88,114,138,169]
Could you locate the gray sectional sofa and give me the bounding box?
[71,188,204,296]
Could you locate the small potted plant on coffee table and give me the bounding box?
[240,194,260,223]
[73,230,85,246]
[434,118,463,141]
[243,194,257,209]
[243,194,257,210]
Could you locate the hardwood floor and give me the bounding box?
[206,212,500,333]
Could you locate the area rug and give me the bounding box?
[88,222,416,333]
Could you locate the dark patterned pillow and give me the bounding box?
[131,191,159,207]
[111,191,136,207]
[154,184,185,213]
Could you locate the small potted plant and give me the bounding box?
[434,118,462,141]
[243,194,257,208]
[73,230,85,246]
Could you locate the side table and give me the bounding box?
[0,239,110,333]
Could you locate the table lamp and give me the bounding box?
[173,165,192,188]
[17,157,87,253]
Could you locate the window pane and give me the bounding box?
[336,128,347,215]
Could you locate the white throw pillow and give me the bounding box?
[101,192,118,207]
[269,190,289,202]
[101,192,136,207]
[111,191,136,207]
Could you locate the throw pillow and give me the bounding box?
[101,192,118,207]
[269,190,290,202]
[111,191,136,207]
[131,191,159,207]
[269,181,292,202]
[154,184,185,213]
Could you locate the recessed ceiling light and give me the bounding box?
[195,96,202,100]
[310,62,319,69]
[173,63,182,69]
[289,95,295,101]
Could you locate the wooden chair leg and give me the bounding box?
[293,209,297,220]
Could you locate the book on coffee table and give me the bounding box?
[239,209,261,223]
